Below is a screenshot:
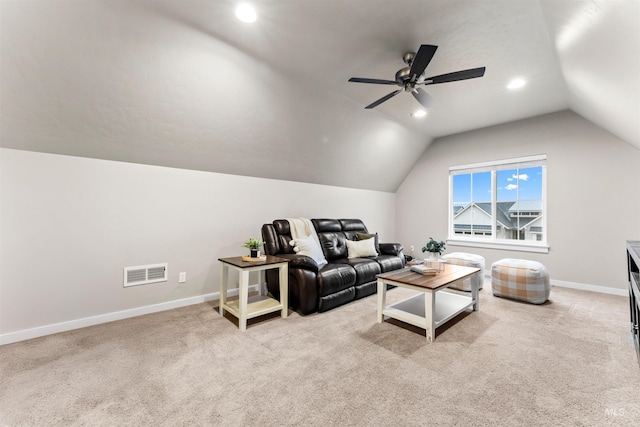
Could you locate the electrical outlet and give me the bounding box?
[179,272,186,283]
[410,245,415,252]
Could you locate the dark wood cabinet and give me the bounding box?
[627,241,640,365]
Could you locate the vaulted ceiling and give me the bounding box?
[1,0,639,192]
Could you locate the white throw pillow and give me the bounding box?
[346,238,378,258]
[291,236,327,266]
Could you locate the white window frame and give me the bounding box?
[448,154,548,254]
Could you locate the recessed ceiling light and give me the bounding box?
[235,4,257,23]
[507,78,526,90]
[411,110,427,118]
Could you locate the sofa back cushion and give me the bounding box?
[262,220,296,255]
[272,220,296,254]
[312,219,345,260]
[339,219,368,241]
[312,219,369,261]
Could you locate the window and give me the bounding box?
[449,155,547,253]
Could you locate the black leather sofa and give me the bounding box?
[261,218,404,315]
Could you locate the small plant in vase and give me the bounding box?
[243,238,265,258]
[421,237,446,266]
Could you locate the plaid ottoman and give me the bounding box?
[491,258,550,304]
[441,252,485,291]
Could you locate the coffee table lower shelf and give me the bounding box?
[383,291,474,331]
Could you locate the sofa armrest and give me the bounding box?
[273,253,319,273]
[379,242,403,257]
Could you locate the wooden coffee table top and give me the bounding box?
[377,264,480,291]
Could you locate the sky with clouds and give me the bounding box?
[453,166,542,204]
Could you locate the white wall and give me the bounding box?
[0,148,396,341]
[397,110,640,293]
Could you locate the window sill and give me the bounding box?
[447,238,549,254]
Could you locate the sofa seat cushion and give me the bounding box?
[335,258,381,284]
[373,255,405,273]
[317,263,357,297]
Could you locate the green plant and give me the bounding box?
[421,237,446,255]
[243,238,264,250]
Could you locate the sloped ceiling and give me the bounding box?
[1,0,639,192]
[540,0,640,148]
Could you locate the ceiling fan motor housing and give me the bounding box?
[395,66,412,83]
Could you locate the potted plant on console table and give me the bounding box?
[243,238,265,259]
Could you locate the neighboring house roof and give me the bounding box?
[508,200,543,212]
[453,201,542,231]
[453,205,465,215]
[514,216,541,231]
[473,202,515,229]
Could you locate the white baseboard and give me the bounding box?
[551,279,627,297]
[0,285,261,346]
[481,272,627,297]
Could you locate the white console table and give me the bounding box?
[218,256,288,331]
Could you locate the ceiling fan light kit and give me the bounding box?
[349,44,486,110]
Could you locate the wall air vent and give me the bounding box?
[124,263,168,287]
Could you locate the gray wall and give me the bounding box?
[0,148,396,340]
[396,110,640,292]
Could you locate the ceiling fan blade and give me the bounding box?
[349,77,398,85]
[409,44,438,81]
[422,67,486,85]
[412,88,433,108]
[365,89,402,109]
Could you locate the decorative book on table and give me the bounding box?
[410,265,438,276]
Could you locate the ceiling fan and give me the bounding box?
[348,44,486,109]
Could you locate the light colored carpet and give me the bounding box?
[1,281,639,426]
